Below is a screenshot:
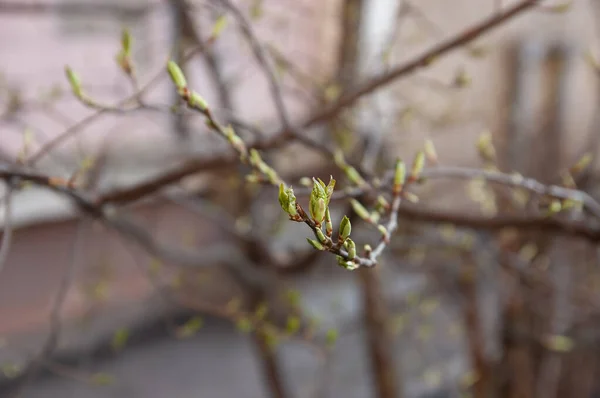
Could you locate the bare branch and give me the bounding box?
[296,0,540,130]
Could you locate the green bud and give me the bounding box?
[571,152,593,175]
[249,149,262,167]
[364,244,372,254]
[286,315,301,335]
[548,200,562,214]
[336,255,358,270]
[326,328,338,347]
[64,66,82,98]
[393,159,406,193]
[167,60,187,89]
[189,91,209,111]
[307,238,325,251]
[229,134,247,157]
[339,215,351,241]
[278,183,298,217]
[315,227,327,244]
[278,183,288,209]
[410,151,425,181]
[376,196,390,212]
[310,197,326,224]
[345,166,366,187]
[299,177,312,187]
[325,208,333,237]
[325,176,336,201]
[476,131,496,163]
[350,199,371,221]
[121,28,132,55]
[344,238,356,260]
[309,177,332,223]
[370,211,381,224]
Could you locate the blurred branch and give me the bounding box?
[27,43,211,165]
[296,0,540,131]
[8,220,88,398]
[0,1,157,15]
[217,0,292,131]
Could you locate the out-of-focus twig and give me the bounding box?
[8,220,88,398]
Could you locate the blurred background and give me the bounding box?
[1,0,600,397]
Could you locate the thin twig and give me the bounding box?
[295,0,540,131]
[9,220,88,398]
[27,44,211,165]
[216,0,292,131]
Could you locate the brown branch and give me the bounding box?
[0,1,156,15]
[396,205,600,241]
[358,266,400,398]
[295,0,540,131]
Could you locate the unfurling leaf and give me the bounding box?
[344,166,367,187]
[339,215,351,241]
[278,183,298,217]
[167,60,187,89]
[325,208,333,237]
[310,197,327,225]
[315,226,328,244]
[344,238,356,260]
[307,238,325,251]
[309,177,335,224]
[64,66,83,98]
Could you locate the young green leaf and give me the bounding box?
[339,215,351,241]
[64,66,82,98]
[307,238,325,251]
[167,60,187,89]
